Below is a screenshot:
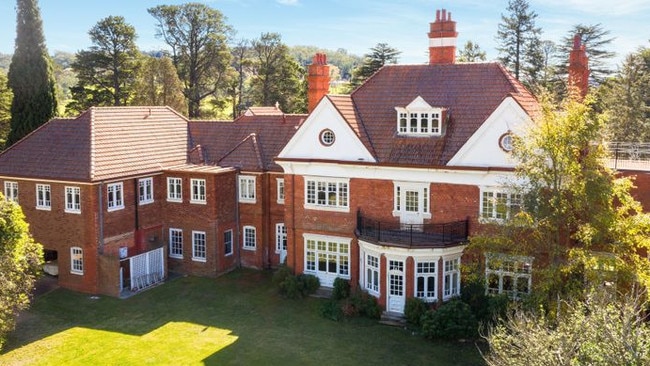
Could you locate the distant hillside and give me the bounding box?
[290,46,362,81]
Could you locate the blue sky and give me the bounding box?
[0,0,648,68]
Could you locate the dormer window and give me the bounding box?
[396,96,444,136]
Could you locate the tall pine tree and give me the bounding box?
[7,0,57,147]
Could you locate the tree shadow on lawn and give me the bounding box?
[4,269,484,365]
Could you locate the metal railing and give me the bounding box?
[607,142,650,171]
[356,210,468,248]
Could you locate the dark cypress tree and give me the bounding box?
[6,0,57,146]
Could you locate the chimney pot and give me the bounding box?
[428,8,458,65]
[307,53,330,113]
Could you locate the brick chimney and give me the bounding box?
[568,34,589,100]
[308,53,330,113]
[428,9,458,65]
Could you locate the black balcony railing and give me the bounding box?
[607,142,650,171]
[356,210,468,248]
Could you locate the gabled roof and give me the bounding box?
[189,114,305,172]
[0,106,189,182]
[339,62,538,166]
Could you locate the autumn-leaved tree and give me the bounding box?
[7,0,57,146]
[250,32,306,113]
[132,56,187,115]
[0,196,43,350]
[149,3,234,118]
[469,96,650,312]
[69,16,140,113]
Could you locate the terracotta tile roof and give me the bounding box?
[243,106,284,116]
[0,106,189,182]
[189,114,305,172]
[346,62,538,166]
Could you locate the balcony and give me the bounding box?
[607,142,650,171]
[356,210,468,249]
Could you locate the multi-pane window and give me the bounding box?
[486,253,533,299]
[167,177,182,202]
[443,257,461,300]
[139,177,153,204]
[239,176,256,203]
[416,261,437,302]
[107,182,124,211]
[191,179,206,203]
[305,178,349,210]
[389,260,404,297]
[304,237,350,278]
[70,247,83,275]
[243,226,256,250]
[169,228,183,258]
[65,186,81,213]
[36,184,51,209]
[192,231,206,262]
[4,181,18,202]
[277,178,285,204]
[481,190,522,220]
[224,230,233,256]
[394,183,430,216]
[365,254,380,294]
[276,223,287,253]
[397,109,442,135]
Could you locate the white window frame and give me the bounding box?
[70,246,83,275]
[169,228,183,259]
[415,259,437,302]
[36,184,51,210]
[485,253,533,299]
[139,177,154,205]
[107,182,124,211]
[275,223,287,253]
[277,178,285,204]
[365,253,380,295]
[190,178,206,204]
[4,181,18,202]
[395,107,443,136]
[192,231,207,262]
[393,182,431,218]
[480,188,522,222]
[224,229,233,256]
[304,234,350,279]
[65,186,81,214]
[243,225,256,250]
[304,177,349,212]
[238,175,256,204]
[443,256,461,300]
[167,177,182,202]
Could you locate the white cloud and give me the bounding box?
[276,0,300,5]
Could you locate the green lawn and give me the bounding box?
[1,269,484,365]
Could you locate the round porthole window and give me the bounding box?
[319,129,335,146]
[499,132,514,152]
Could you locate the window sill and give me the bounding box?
[65,209,82,214]
[192,257,207,263]
[139,200,154,206]
[304,204,349,213]
[107,206,125,212]
[70,271,84,276]
[169,255,183,260]
[36,206,51,211]
[239,199,256,204]
[242,246,256,251]
[277,200,285,205]
[166,198,182,203]
[190,200,207,205]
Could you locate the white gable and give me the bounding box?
[404,96,432,110]
[277,97,376,163]
[447,97,532,168]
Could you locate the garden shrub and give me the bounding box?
[320,299,343,321]
[298,274,320,295]
[279,274,303,299]
[275,267,320,299]
[349,290,382,319]
[404,297,428,326]
[421,300,478,340]
[273,265,293,286]
[332,278,350,300]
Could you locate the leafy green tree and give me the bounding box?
[0,72,12,147]
[457,41,487,62]
[350,43,400,89]
[131,56,187,115]
[598,47,650,142]
[149,3,234,118]
[290,46,362,81]
[250,32,306,113]
[470,96,650,312]
[484,291,650,366]
[0,196,43,350]
[230,38,253,117]
[557,24,615,85]
[69,16,140,113]
[6,0,57,146]
[496,0,543,85]
[50,51,77,115]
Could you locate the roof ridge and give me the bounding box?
[217,133,264,169]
